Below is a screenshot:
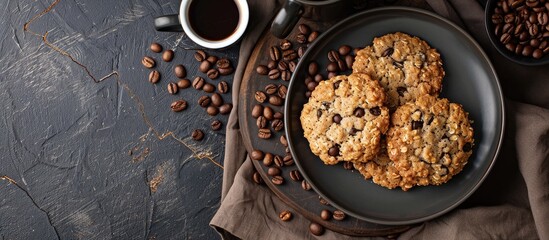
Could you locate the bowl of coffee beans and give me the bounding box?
[486,0,549,65]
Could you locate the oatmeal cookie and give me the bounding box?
[353,32,444,110]
[300,73,390,165]
[387,95,474,187]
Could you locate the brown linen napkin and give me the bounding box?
[211,0,549,239]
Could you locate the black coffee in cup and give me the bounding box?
[188,0,239,41]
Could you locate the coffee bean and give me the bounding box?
[211,92,224,107]
[354,107,365,117]
[333,210,346,221]
[174,64,186,78]
[278,85,287,99]
[319,196,329,206]
[282,49,298,61]
[327,72,336,79]
[267,167,281,176]
[258,128,272,139]
[203,83,215,93]
[305,91,312,98]
[177,79,191,89]
[298,24,311,35]
[283,155,294,166]
[206,106,219,116]
[150,42,162,53]
[216,58,231,69]
[307,81,318,91]
[142,56,155,68]
[301,180,311,190]
[314,74,324,82]
[296,33,307,44]
[271,119,284,131]
[251,149,264,160]
[278,61,289,71]
[198,95,211,108]
[279,210,292,222]
[308,31,319,43]
[328,146,339,156]
[167,82,178,94]
[219,67,234,76]
[255,91,267,103]
[207,55,218,64]
[343,161,354,170]
[194,50,206,62]
[263,153,274,166]
[493,13,504,24]
[328,50,340,62]
[267,60,277,69]
[281,70,291,81]
[265,84,278,95]
[285,147,290,153]
[252,104,263,118]
[411,120,424,130]
[320,209,331,220]
[162,50,174,62]
[500,32,512,44]
[504,13,515,24]
[304,75,313,85]
[274,155,284,167]
[199,60,212,73]
[338,45,352,56]
[326,62,338,72]
[289,170,302,181]
[271,175,284,185]
[256,65,269,75]
[337,59,347,71]
[370,106,381,116]
[263,106,274,120]
[308,61,319,75]
[533,48,544,58]
[149,70,160,84]
[280,135,288,146]
[252,171,263,184]
[268,69,281,80]
[256,116,267,128]
[211,119,222,131]
[280,39,292,50]
[516,44,524,54]
[309,222,324,236]
[219,103,232,115]
[217,81,229,94]
[207,69,219,80]
[539,12,548,25]
[272,112,283,120]
[270,46,281,61]
[523,45,534,56]
[288,61,297,73]
[298,46,307,58]
[170,99,187,112]
[345,55,354,69]
[191,129,204,141]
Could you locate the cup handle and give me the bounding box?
[270,0,303,39]
[154,14,184,32]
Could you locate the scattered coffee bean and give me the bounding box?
[216,58,231,69]
[255,91,267,103]
[308,31,319,43]
[280,39,292,50]
[274,155,284,167]
[199,60,212,73]
[162,50,174,62]
[269,95,283,106]
[301,180,311,190]
[343,161,354,170]
[274,111,284,119]
[333,210,346,221]
[206,106,219,116]
[252,171,263,184]
[219,66,234,75]
[296,33,307,44]
[211,119,222,131]
[267,60,277,69]
[278,85,287,99]
[142,56,155,68]
[328,146,339,156]
[298,46,307,58]
[314,74,324,82]
[149,70,160,84]
[304,75,313,85]
[203,83,215,93]
[279,210,292,222]
[298,23,311,35]
[219,103,232,115]
[281,70,291,81]
[194,50,206,62]
[288,61,297,72]
[283,49,298,61]
[198,95,211,108]
[251,149,264,160]
[193,77,205,90]
[258,128,272,139]
[191,129,204,141]
[271,119,284,131]
[270,46,281,61]
[217,81,229,94]
[278,61,289,71]
[268,69,281,80]
[263,153,274,166]
[354,107,365,117]
[337,59,347,71]
[207,55,218,64]
[279,135,288,146]
[345,55,354,69]
[174,64,186,78]
[338,45,352,56]
[327,71,337,79]
[177,79,191,89]
[263,106,274,120]
[289,170,302,181]
[211,93,224,107]
[256,65,269,75]
[251,104,263,118]
[320,209,331,221]
[170,99,187,112]
[283,155,294,166]
[150,42,162,53]
[328,50,340,62]
[307,81,318,91]
[256,116,267,128]
[271,175,284,185]
[319,196,329,206]
[265,84,278,95]
[268,167,281,176]
[207,68,219,79]
[167,82,178,94]
[309,222,324,236]
[308,61,319,75]
[326,62,338,72]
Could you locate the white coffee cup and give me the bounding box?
[154,0,249,49]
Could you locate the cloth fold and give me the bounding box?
[211,0,549,239]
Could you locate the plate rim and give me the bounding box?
[284,6,506,225]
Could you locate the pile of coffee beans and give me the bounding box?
[491,0,549,59]
[304,45,356,97]
[141,42,233,141]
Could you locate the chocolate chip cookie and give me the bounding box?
[300,73,390,165]
[353,32,445,111]
[387,95,474,188]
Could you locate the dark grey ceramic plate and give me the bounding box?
[285,7,505,225]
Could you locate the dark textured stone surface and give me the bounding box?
[0,0,237,239]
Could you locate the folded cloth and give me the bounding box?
[211,0,549,239]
